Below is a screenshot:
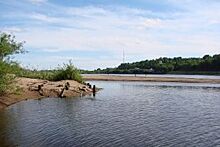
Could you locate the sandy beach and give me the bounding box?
[83,75,220,84]
[0,77,93,109]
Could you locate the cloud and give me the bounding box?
[27,0,47,4]
[142,18,162,28]
[1,27,24,33]
[1,0,220,69]
[29,13,60,23]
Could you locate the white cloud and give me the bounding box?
[141,18,162,28]
[27,0,47,4]
[3,0,220,69]
[29,13,60,23]
[2,27,24,33]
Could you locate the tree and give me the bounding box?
[0,33,25,61]
[90,54,220,74]
[0,32,25,95]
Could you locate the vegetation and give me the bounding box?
[0,32,83,95]
[0,33,25,61]
[83,54,220,75]
[0,33,25,95]
[18,61,83,83]
[52,61,83,82]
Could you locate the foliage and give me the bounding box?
[0,33,25,61]
[85,54,220,75]
[18,61,83,83]
[52,61,83,83]
[0,33,25,95]
[0,62,11,95]
[0,73,16,96]
[16,69,55,81]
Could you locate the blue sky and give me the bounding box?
[1,0,220,70]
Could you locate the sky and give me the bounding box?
[0,0,220,70]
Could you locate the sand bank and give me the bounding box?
[83,75,220,84]
[0,78,94,109]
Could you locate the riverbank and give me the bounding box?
[168,71,220,75]
[0,77,93,110]
[83,75,220,84]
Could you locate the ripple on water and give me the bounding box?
[0,81,220,146]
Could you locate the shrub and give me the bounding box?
[52,61,83,83]
[0,74,16,96]
[0,33,25,61]
[0,32,25,95]
[17,61,83,83]
[0,62,16,95]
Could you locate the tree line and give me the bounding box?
[83,54,220,75]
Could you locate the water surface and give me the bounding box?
[0,81,220,146]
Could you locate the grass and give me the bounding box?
[52,62,83,82]
[0,61,83,96]
[17,61,84,83]
[0,62,17,95]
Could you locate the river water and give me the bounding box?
[0,81,220,147]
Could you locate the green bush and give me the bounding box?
[0,61,16,95]
[0,32,25,95]
[0,74,16,96]
[17,61,83,83]
[52,61,83,83]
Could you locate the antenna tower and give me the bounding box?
[123,49,125,63]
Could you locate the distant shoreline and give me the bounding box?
[83,75,220,84]
[168,71,220,75]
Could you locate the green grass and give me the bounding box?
[17,61,84,83]
[52,62,83,82]
[0,62,17,95]
[0,60,83,96]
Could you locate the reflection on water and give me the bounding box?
[0,81,220,147]
[0,111,16,146]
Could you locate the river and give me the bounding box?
[0,81,220,146]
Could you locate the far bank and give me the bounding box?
[83,74,220,84]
